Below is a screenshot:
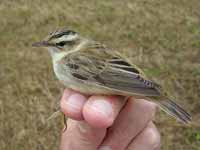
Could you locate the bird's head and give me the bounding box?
[32,28,81,54]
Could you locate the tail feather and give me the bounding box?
[158,99,192,124]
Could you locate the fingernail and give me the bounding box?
[66,94,86,112]
[99,146,111,150]
[90,99,113,117]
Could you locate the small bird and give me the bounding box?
[32,28,191,124]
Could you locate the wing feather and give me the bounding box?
[64,41,161,96]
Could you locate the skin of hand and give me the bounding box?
[60,89,161,150]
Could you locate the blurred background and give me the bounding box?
[0,0,200,149]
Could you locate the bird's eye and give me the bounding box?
[56,41,67,47]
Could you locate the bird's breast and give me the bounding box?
[53,62,73,85]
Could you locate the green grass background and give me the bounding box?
[0,0,200,149]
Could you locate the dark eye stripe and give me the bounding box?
[56,41,76,47]
[56,41,67,47]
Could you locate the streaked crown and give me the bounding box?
[46,28,79,48]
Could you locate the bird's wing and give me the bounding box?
[62,41,161,96]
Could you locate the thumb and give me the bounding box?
[61,119,106,150]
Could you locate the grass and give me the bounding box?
[0,0,200,149]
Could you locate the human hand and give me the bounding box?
[60,89,161,150]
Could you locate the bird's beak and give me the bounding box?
[32,41,52,47]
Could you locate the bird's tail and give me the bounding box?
[157,99,192,124]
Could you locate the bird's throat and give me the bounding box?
[48,48,68,63]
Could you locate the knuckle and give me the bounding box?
[144,101,157,118]
[77,122,95,141]
[76,122,106,146]
[144,126,161,148]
